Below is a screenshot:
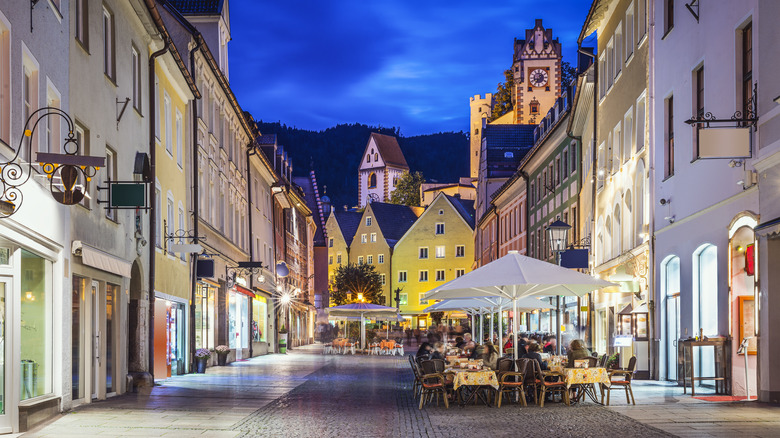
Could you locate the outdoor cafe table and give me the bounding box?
[543,367,611,404]
[445,368,499,407]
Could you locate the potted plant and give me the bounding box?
[195,348,211,373]
[215,345,230,366]
[606,352,621,370]
[278,325,288,354]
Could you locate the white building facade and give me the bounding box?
[357,132,408,208]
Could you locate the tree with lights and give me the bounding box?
[389,171,424,207]
[330,263,383,305]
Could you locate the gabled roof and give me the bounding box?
[369,202,422,247]
[292,175,325,246]
[446,195,476,229]
[332,210,362,247]
[483,124,535,178]
[168,0,224,15]
[369,133,409,169]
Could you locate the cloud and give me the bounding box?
[229,0,592,135]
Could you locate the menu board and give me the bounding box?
[739,296,757,355]
[635,313,648,340]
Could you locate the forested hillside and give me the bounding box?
[255,121,469,209]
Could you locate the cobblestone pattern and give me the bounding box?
[233,355,673,438]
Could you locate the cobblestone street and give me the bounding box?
[22,345,780,438]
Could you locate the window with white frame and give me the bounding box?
[435,223,445,235]
[154,187,162,247]
[328,238,333,247]
[419,247,428,259]
[399,293,408,306]
[615,23,623,77]
[638,0,647,39]
[370,233,376,242]
[380,274,386,285]
[336,253,342,264]
[361,234,367,243]
[366,217,372,226]
[367,255,373,264]
[435,245,445,258]
[358,256,364,265]
[164,93,172,155]
[328,256,333,265]
[167,197,175,254]
[176,109,183,167]
[623,109,633,162]
[419,270,428,282]
[45,84,61,154]
[419,297,429,305]
[456,269,465,278]
[132,46,141,111]
[154,77,159,139]
[102,7,115,80]
[398,271,407,282]
[626,3,634,61]
[456,245,465,257]
[378,254,384,264]
[636,95,646,153]
[75,0,88,49]
[598,54,606,99]
[22,57,39,160]
[435,270,445,282]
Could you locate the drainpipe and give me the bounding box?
[578,44,597,351]
[247,142,257,358]
[148,36,171,381]
[647,0,658,380]
[188,35,203,374]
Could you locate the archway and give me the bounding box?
[128,260,146,373]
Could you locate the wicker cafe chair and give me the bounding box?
[495,357,514,380]
[495,359,528,408]
[418,360,450,409]
[409,355,423,399]
[522,358,541,405]
[603,356,637,405]
[586,356,599,368]
[598,354,608,368]
[534,359,570,407]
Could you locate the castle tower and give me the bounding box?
[513,19,562,125]
[469,94,493,180]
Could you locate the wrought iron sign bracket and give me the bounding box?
[685,83,758,129]
[226,261,267,288]
[685,1,699,23]
[163,225,207,253]
[116,98,130,129]
[568,235,592,250]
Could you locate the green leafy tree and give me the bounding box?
[561,61,577,86]
[488,69,514,122]
[389,171,424,207]
[330,263,384,305]
[430,312,444,326]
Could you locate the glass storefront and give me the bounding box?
[72,276,84,401]
[195,283,215,349]
[166,301,186,375]
[228,291,249,350]
[106,284,118,393]
[252,296,267,343]
[20,249,52,400]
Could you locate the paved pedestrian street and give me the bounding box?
[23,345,780,438]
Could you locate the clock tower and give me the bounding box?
[512,19,562,125]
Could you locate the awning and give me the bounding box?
[232,284,255,298]
[72,240,133,278]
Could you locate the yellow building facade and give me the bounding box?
[392,194,475,328]
[153,50,196,378]
[325,210,362,304]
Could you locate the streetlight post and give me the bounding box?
[546,220,571,356]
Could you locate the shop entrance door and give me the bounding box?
[666,294,680,381]
[0,278,12,433]
[235,297,243,360]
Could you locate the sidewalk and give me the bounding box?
[23,344,326,438]
[607,380,780,437]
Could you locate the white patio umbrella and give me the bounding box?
[423,250,616,361]
[425,296,549,354]
[326,303,400,350]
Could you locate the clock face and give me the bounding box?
[529,68,549,87]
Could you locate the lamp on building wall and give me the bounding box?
[0,107,105,219]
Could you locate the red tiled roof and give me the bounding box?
[370,133,408,169]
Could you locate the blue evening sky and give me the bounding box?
[229,0,594,136]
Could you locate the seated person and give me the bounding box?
[416,342,433,358]
[566,339,592,368]
[481,342,500,370]
[430,342,446,361]
[462,333,477,355]
[503,334,513,351]
[454,336,465,349]
[522,342,547,371]
[469,343,482,360]
[543,336,557,354]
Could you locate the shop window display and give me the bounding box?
[252,297,267,343]
[195,284,215,349]
[20,249,52,400]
